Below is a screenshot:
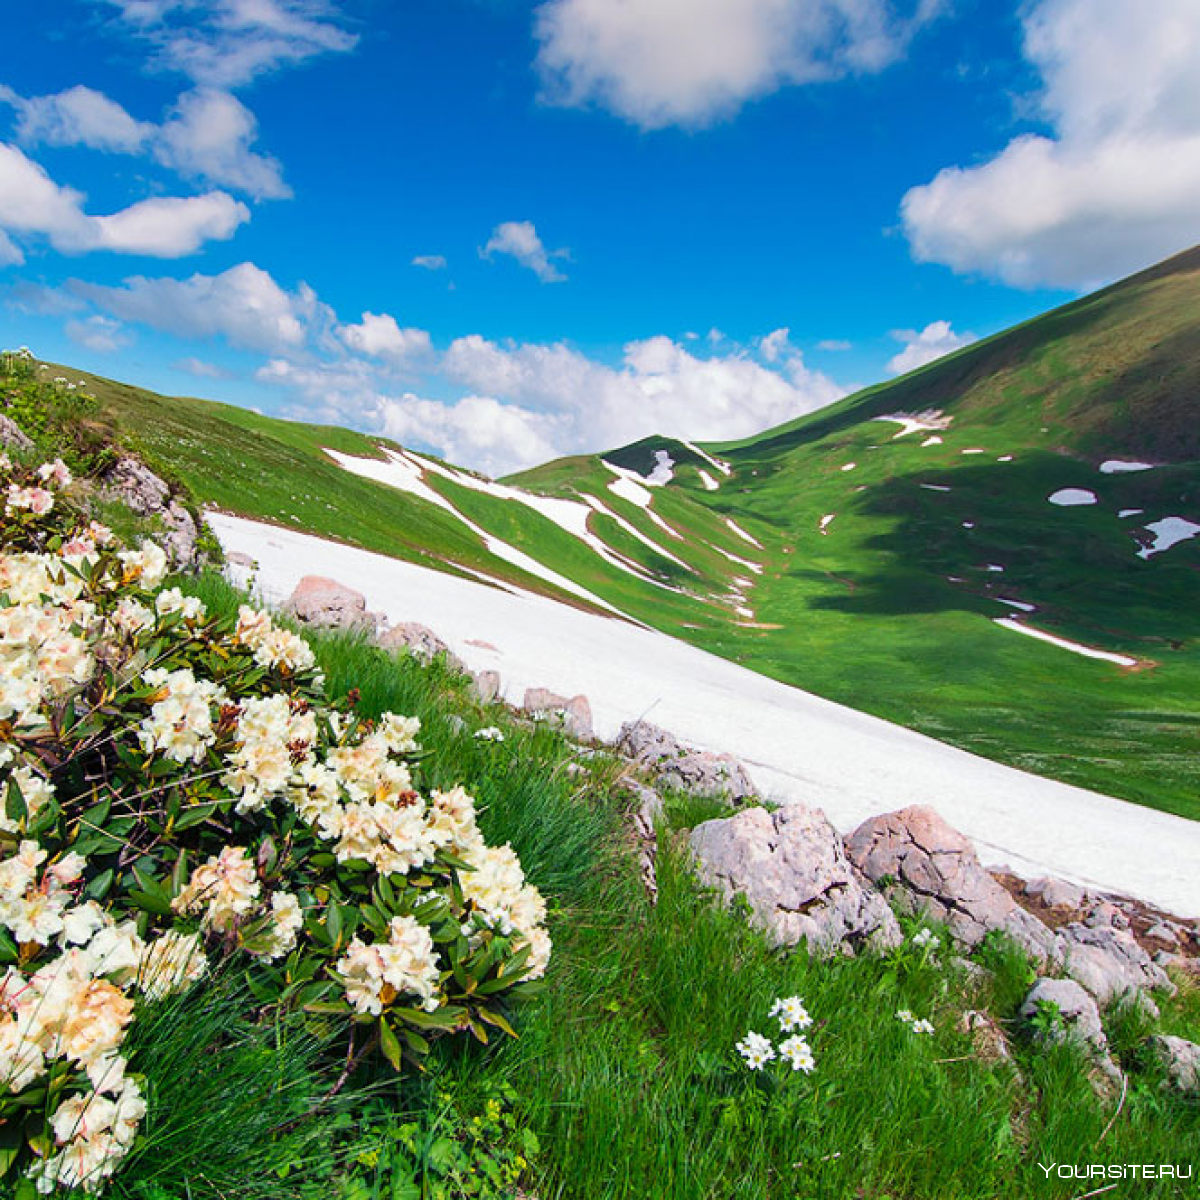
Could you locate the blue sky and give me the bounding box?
[3,1,1199,474]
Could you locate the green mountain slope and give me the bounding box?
[38,244,1200,820]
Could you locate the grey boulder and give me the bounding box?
[690,803,901,955]
[616,720,755,803]
[1149,1035,1200,1095]
[101,456,199,568]
[523,688,593,740]
[284,575,381,635]
[379,621,465,671]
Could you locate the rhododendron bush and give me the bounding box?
[0,456,549,1194]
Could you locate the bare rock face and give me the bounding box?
[0,414,34,450]
[101,457,199,568]
[469,669,501,704]
[522,688,593,740]
[1020,977,1122,1092]
[1059,917,1172,1008]
[1149,1035,1200,1095]
[284,575,380,635]
[616,720,756,803]
[846,806,1060,964]
[379,621,465,672]
[1026,876,1087,910]
[690,804,902,955]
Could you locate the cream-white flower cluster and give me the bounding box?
[737,996,818,1074]
[0,842,206,1193]
[337,914,441,1015]
[896,1009,935,1035]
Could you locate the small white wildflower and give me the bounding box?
[911,927,938,950]
[769,995,813,1033]
[735,1030,775,1071]
[778,1034,816,1073]
[474,726,505,743]
[911,1018,934,1035]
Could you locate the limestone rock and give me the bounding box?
[1149,1035,1200,1095]
[616,720,755,803]
[523,688,593,740]
[625,780,664,904]
[1059,920,1172,1008]
[1026,877,1086,910]
[100,457,198,567]
[470,669,501,704]
[284,575,380,634]
[0,414,33,450]
[690,804,902,954]
[845,806,1060,964]
[1020,978,1122,1090]
[379,621,464,670]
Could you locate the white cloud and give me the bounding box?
[104,0,358,87]
[758,327,790,362]
[412,254,447,270]
[0,142,249,257]
[174,355,230,378]
[886,320,975,375]
[3,83,288,200]
[482,221,567,283]
[65,315,132,353]
[338,312,432,364]
[0,84,152,153]
[75,261,323,353]
[156,89,290,199]
[0,229,23,267]
[817,338,852,351]
[535,0,944,129]
[902,0,1200,289]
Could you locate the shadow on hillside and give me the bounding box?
[800,455,1200,643]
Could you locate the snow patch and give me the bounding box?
[1136,517,1200,559]
[877,410,953,439]
[1100,460,1154,474]
[921,435,943,447]
[578,494,692,572]
[681,439,732,476]
[819,514,836,534]
[961,448,985,455]
[962,521,975,529]
[1118,508,1144,519]
[998,455,1014,462]
[986,564,1004,573]
[841,462,857,472]
[1048,488,1098,507]
[996,597,1036,613]
[724,518,763,548]
[711,544,763,573]
[645,449,675,485]
[920,483,951,492]
[993,618,1136,667]
[697,468,719,491]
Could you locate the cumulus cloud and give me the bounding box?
[0,142,248,257]
[902,0,1200,289]
[65,315,132,353]
[412,254,447,270]
[886,320,975,375]
[338,312,432,364]
[75,261,324,353]
[104,0,358,87]
[0,230,23,267]
[535,0,944,129]
[0,84,153,153]
[482,221,567,283]
[2,83,288,200]
[817,338,852,351]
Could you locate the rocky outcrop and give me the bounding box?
[523,688,593,740]
[1020,977,1121,1089]
[469,669,501,704]
[625,780,664,904]
[284,575,381,635]
[0,414,33,450]
[101,457,199,568]
[690,803,901,954]
[1059,913,1172,1009]
[846,806,1060,964]
[616,720,755,803]
[1149,1035,1200,1095]
[379,621,465,671]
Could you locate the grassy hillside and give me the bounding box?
[20,244,1200,820]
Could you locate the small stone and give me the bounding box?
[1020,978,1121,1089]
[522,688,593,740]
[1145,922,1179,945]
[1059,920,1172,1008]
[470,669,501,704]
[1149,1035,1200,1095]
[378,621,465,670]
[284,575,379,634]
[0,414,34,450]
[1026,877,1085,909]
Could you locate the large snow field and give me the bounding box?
[208,512,1200,917]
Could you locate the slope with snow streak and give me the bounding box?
[208,512,1200,917]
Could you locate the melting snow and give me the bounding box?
[735,605,754,618]
[681,439,732,477]
[207,512,1200,916]
[961,448,985,455]
[841,462,857,472]
[1100,460,1155,474]
[819,514,836,534]
[578,495,692,572]
[697,469,719,491]
[920,483,951,492]
[997,597,1036,613]
[711,545,764,573]
[998,455,1014,462]
[645,449,675,485]
[724,518,763,548]
[962,521,975,529]
[993,618,1136,667]
[1118,508,1144,519]
[986,564,1004,573]
[921,435,943,447]
[604,467,652,508]
[1136,517,1200,559]
[877,411,953,439]
[1048,488,1098,507]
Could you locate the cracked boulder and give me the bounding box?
[845,805,1060,964]
[0,414,33,450]
[616,720,756,804]
[1149,1035,1200,1095]
[284,575,382,635]
[100,456,199,568]
[1059,912,1173,1008]
[690,804,902,954]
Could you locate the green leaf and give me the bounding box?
[84,868,115,902]
[5,778,27,825]
[379,1019,403,1071]
[476,1007,518,1039]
